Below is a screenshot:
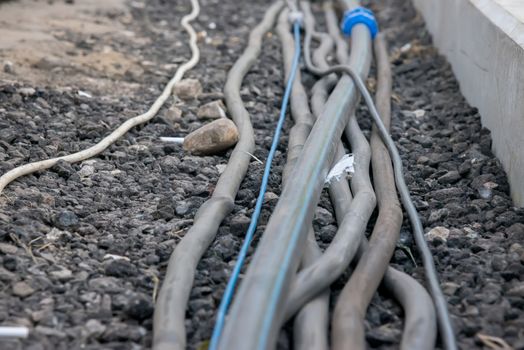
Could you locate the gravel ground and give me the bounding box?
[0,0,523,349]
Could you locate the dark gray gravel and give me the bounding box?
[0,0,523,349]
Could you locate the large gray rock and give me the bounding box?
[183,118,239,155]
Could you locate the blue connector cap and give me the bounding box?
[341,7,379,38]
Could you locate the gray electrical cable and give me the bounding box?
[321,3,438,349]
[276,9,329,350]
[304,4,437,349]
[281,0,376,322]
[332,32,437,350]
[152,2,285,349]
[282,104,376,323]
[303,2,457,349]
[217,0,373,348]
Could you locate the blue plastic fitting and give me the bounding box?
[341,7,379,38]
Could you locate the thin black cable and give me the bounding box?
[303,26,457,350]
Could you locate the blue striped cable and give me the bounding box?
[209,19,302,350]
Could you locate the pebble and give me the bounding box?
[50,269,73,281]
[438,170,461,184]
[183,118,239,155]
[413,109,426,118]
[35,326,67,338]
[53,210,79,229]
[314,207,334,226]
[263,192,279,203]
[85,319,106,337]
[124,294,154,321]
[229,214,251,236]
[216,164,227,174]
[214,235,236,260]
[426,226,450,242]
[163,105,183,127]
[174,79,202,100]
[0,266,16,282]
[442,282,460,295]
[46,228,69,242]
[104,259,138,278]
[197,100,227,119]
[507,283,524,298]
[175,201,190,215]
[102,322,147,342]
[78,165,95,177]
[319,224,337,243]
[89,277,122,293]
[0,243,18,255]
[491,254,508,272]
[103,254,130,261]
[18,87,36,97]
[478,181,498,199]
[427,208,449,224]
[3,255,18,271]
[12,281,35,297]
[506,223,524,241]
[3,60,14,73]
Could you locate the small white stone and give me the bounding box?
[78,165,95,177]
[128,144,149,152]
[78,90,92,98]
[463,227,478,239]
[103,254,130,261]
[50,269,73,281]
[216,164,227,174]
[400,43,412,53]
[85,319,106,337]
[413,109,426,118]
[264,192,279,203]
[426,226,450,242]
[18,87,36,97]
[46,228,69,242]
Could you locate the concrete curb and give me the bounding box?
[412,0,524,206]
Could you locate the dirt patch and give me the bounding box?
[0,0,146,94]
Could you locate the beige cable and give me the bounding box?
[0,0,201,194]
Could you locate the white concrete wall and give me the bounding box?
[412,0,524,206]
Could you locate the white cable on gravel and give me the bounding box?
[0,326,29,338]
[0,0,201,195]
